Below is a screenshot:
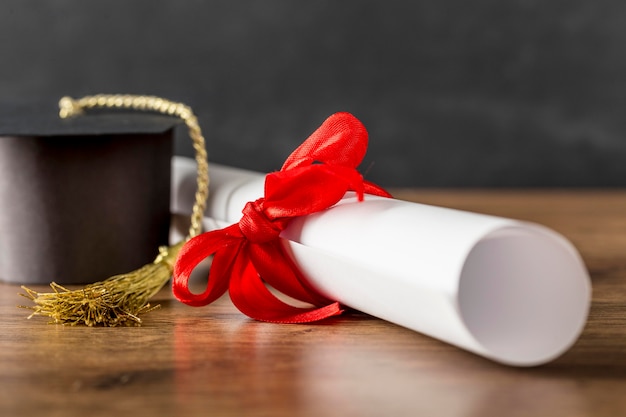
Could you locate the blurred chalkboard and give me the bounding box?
[1,0,625,186]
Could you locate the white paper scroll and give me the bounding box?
[170,156,591,366]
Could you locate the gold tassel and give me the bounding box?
[19,95,209,326]
[20,242,183,326]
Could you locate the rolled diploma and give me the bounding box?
[171,156,591,366]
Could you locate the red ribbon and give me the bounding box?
[172,112,391,323]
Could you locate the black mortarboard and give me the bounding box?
[0,101,178,285]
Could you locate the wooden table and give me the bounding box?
[2,190,626,417]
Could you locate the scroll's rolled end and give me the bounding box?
[457,224,591,366]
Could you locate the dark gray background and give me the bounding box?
[1,0,625,187]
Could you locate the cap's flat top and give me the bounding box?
[0,101,181,136]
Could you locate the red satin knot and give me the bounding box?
[172,112,391,323]
[238,199,283,243]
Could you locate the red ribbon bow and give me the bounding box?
[172,112,391,323]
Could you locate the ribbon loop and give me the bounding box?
[173,112,390,323]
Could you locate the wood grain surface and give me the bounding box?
[2,190,626,417]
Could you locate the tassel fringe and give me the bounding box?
[19,242,183,326]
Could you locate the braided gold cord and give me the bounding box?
[59,94,208,239]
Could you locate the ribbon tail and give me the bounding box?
[364,180,392,198]
[249,241,332,306]
[229,245,343,323]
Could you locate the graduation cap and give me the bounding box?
[12,95,209,326]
